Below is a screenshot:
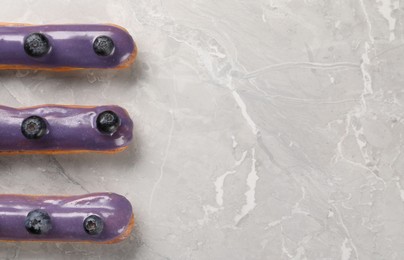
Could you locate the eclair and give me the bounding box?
[0,192,134,243]
[0,105,133,154]
[0,23,137,71]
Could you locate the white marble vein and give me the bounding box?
[234,148,258,224]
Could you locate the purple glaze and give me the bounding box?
[0,105,133,153]
[0,193,133,242]
[0,24,136,69]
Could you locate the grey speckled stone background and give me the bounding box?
[0,0,402,259]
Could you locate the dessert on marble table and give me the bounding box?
[0,193,134,243]
[0,104,133,154]
[0,23,137,71]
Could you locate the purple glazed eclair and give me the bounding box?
[0,105,133,155]
[0,23,137,71]
[0,193,134,243]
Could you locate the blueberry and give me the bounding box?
[96,111,121,135]
[93,36,115,56]
[25,209,52,235]
[21,116,47,139]
[83,215,104,235]
[24,33,50,57]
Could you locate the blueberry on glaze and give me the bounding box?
[83,215,104,235]
[21,116,47,140]
[25,209,52,235]
[93,36,115,56]
[24,33,50,57]
[96,111,121,135]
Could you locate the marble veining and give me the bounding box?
[0,0,402,259]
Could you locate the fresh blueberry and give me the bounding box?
[21,116,47,139]
[93,36,115,56]
[83,215,104,235]
[25,209,52,235]
[24,33,50,57]
[96,110,121,135]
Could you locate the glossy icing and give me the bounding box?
[0,24,137,70]
[0,105,133,154]
[0,193,134,243]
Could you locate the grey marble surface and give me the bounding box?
[0,0,402,259]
